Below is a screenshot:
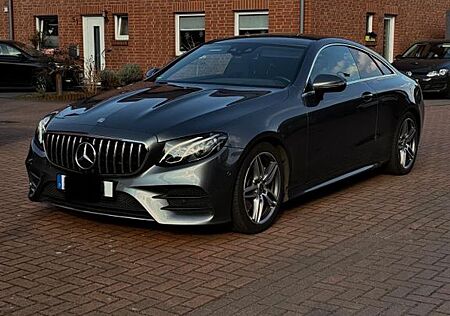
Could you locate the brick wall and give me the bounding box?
[1,0,8,39]
[305,0,449,57]
[5,0,450,71]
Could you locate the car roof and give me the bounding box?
[209,34,344,47]
[413,39,450,44]
[0,40,24,48]
[0,39,17,45]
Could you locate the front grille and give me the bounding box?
[44,132,148,176]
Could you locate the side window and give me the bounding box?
[0,44,21,57]
[350,48,383,79]
[310,46,360,83]
[373,58,394,75]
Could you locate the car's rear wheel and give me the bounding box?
[232,143,284,234]
[385,112,419,175]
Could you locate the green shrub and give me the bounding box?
[117,64,143,86]
[100,69,120,89]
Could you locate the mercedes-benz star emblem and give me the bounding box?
[406,71,413,77]
[75,142,97,170]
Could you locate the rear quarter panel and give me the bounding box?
[367,74,423,162]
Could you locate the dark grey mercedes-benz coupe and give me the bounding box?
[26,35,424,233]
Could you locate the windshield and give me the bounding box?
[402,43,450,59]
[14,42,43,57]
[156,42,308,88]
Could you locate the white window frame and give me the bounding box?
[383,16,396,62]
[366,13,374,33]
[175,13,205,56]
[114,14,129,41]
[234,11,269,36]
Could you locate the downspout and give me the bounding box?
[299,0,305,34]
[8,0,14,40]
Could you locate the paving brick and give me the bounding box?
[0,98,449,314]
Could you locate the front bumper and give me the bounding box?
[26,139,243,225]
[411,75,449,94]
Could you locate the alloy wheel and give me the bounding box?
[398,117,417,170]
[242,152,281,224]
[34,76,47,93]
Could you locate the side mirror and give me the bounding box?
[312,74,347,95]
[145,67,160,80]
[395,54,403,60]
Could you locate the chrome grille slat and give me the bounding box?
[105,140,111,174]
[52,134,56,163]
[50,135,56,163]
[55,135,60,165]
[122,142,126,174]
[66,136,71,168]
[61,135,66,168]
[45,132,148,176]
[129,143,133,173]
[98,139,103,174]
[138,144,142,166]
[71,136,77,170]
[113,141,118,174]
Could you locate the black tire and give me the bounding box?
[385,112,419,175]
[446,86,450,99]
[232,142,285,234]
[33,74,48,93]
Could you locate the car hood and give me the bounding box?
[49,81,281,142]
[393,58,450,74]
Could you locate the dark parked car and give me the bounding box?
[393,40,450,97]
[0,40,82,91]
[26,35,424,233]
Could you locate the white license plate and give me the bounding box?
[56,174,114,198]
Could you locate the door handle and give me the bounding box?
[361,92,374,102]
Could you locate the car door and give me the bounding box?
[348,47,393,164]
[304,45,378,185]
[0,43,11,87]
[366,55,410,164]
[0,43,32,87]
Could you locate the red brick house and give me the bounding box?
[1,0,449,72]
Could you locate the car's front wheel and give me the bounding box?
[232,143,284,234]
[385,112,419,175]
[33,74,49,93]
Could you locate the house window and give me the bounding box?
[366,13,374,33]
[36,16,59,48]
[175,13,205,56]
[235,12,269,36]
[115,15,129,41]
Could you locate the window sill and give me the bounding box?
[364,41,377,47]
[112,40,129,46]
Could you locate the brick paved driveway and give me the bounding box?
[0,95,449,316]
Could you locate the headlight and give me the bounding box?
[51,62,64,70]
[427,69,449,77]
[35,115,52,147]
[159,133,228,166]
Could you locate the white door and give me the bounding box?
[383,16,395,62]
[82,16,106,78]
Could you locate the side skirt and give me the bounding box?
[290,163,380,199]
